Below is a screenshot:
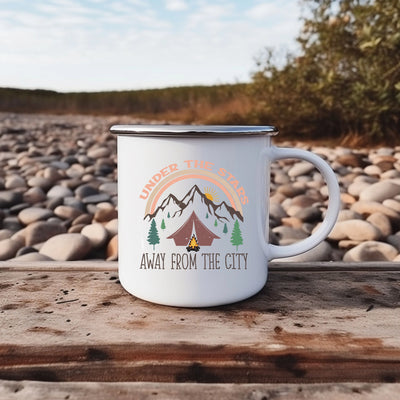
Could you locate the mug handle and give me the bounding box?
[261,146,341,261]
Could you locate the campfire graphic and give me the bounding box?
[186,234,200,252]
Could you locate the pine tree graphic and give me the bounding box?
[214,219,218,227]
[223,223,228,234]
[161,219,166,229]
[147,219,160,250]
[230,219,243,250]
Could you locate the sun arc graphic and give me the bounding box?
[144,169,243,217]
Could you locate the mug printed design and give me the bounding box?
[144,184,243,252]
[139,160,248,260]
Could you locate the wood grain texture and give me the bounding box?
[2,260,400,272]
[0,262,399,383]
[1,380,400,400]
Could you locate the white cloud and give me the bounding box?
[165,0,188,11]
[246,2,280,20]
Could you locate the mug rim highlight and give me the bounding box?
[110,124,279,137]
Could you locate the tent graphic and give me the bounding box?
[167,211,220,247]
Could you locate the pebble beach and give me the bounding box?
[1,112,400,263]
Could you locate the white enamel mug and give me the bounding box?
[111,125,340,307]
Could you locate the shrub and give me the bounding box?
[250,0,400,144]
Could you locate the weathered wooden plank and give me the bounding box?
[270,261,400,272]
[0,266,399,383]
[0,261,118,272]
[1,380,400,400]
[1,260,400,272]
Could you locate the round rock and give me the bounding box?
[47,197,64,210]
[68,224,85,233]
[2,216,23,232]
[337,210,362,222]
[105,219,118,237]
[359,181,400,202]
[47,185,74,199]
[290,195,318,208]
[54,205,84,220]
[15,246,37,257]
[270,203,287,221]
[107,234,118,261]
[63,155,79,165]
[387,234,400,252]
[75,184,99,200]
[18,207,54,226]
[351,201,400,221]
[0,238,24,260]
[0,229,14,241]
[381,170,400,179]
[10,203,30,215]
[63,197,85,211]
[94,207,118,223]
[272,171,290,185]
[340,193,356,205]
[5,175,26,189]
[23,187,47,204]
[348,181,370,197]
[11,252,54,262]
[272,226,308,245]
[364,165,382,176]
[294,207,322,223]
[43,166,63,182]
[81,223,108,249]
[50,161,69,170]
[336,153,367,168]
[82,193,111,204]
[366,213,392,237]
[338,240,362,249]
[66,164,85,179]
[99,182,117,196]
[87,146,111,159]
[273,241,333,262]
[328,219,381,241]
[39,233,92,261]
[25,221,67,246]
[343,241,398,262]
[27,176,53,190]
[281,217,303,229]
[288,162,315,178]
[72,213,93,226]
[382,199,400,213]
[276,183,306,198]
[0,191,23,208]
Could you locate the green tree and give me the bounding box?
[214,219,218,227]
[223,223,228,234]
[230,220,243,250]
[147,219,160,250]
[206,213,209,219]
[167,212,170,218]
[251,0,400,143]
[161,219,166,229]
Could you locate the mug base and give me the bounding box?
[119,276,267,308]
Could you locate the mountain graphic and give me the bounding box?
[144,184,243,222]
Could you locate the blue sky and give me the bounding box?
[0,0,302,92]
